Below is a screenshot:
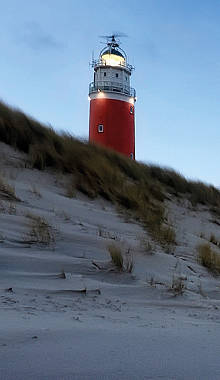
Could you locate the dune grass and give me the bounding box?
[108,244,124,271]
[170,274,186,296]
[197,243,220,274]
[0,100,220,248]
[209,233,220,248]
[0,174,17,201]
[148,165,220,208]
[24,213,55,247]
[108,244,134,272]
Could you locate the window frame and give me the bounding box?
[98,124,104,133]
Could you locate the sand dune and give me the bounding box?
[0,142,220,379]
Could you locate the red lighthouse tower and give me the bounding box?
[89,35,136,159]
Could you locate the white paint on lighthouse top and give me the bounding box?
[89,35,136,99]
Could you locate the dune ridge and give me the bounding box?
[0,103,220,379]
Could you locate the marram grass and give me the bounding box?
[0,100,220,249]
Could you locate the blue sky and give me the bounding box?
[0,0,219,186]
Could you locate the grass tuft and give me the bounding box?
[170,274,186,295]
[197,243,220,274]
[108,244,124,271]
[0,175,17,201]
[24,213,56,247]
[107,244,134,272]
[209,233,220,247]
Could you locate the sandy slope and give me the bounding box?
[0,142,220,380]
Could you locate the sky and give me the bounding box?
[0,0,219,187]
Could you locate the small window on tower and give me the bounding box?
[104,72,106,77]
[116,73,118,78]
[98,124,104,133]
[130,106,133,114]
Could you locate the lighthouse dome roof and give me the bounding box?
[101,48,124,58]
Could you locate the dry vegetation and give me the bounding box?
[197,243,220,274]
[209,233,220,248]
[108,244,134,272]
[0,100,220,249]
[170,274,186,296]
[0,200,16,215]
[24,213,56,247]
[0,174,17,201]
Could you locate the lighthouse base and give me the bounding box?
[89,95,135,159]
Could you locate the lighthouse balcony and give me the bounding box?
[89,81,136,97]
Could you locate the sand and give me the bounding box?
[0,142,220,379]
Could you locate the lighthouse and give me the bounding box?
[88,35,136,159]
